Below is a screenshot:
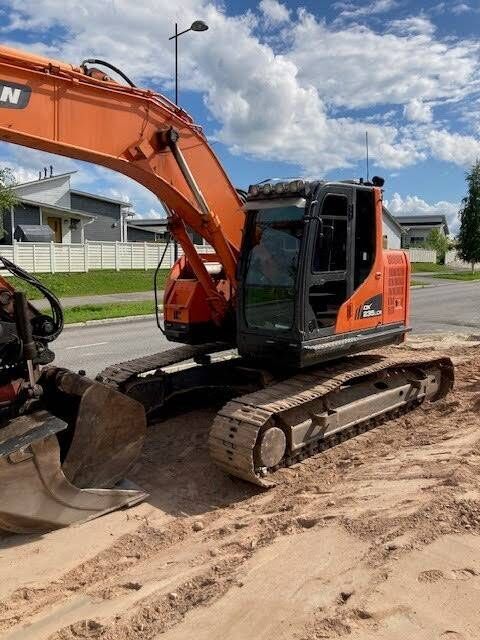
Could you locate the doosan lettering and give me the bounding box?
[0,85,21,104]
[0,81,31,108]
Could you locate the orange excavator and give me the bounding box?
[0,46,454,532]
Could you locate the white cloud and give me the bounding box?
[0,0,479,185]
[9,166,39,184]
[386,192,460,234]
[334,0,397,18]
[404,99,432,123]
[452,3,472,14]
[427,130,480,166]
[290,13,477,109]
[259,0,290,25]
[144,208,165,219]
[433,2,478,15]
[460,99,480,135]
[390,16,436,35]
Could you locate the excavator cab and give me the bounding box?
[237,178,410,368]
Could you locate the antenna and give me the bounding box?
[365,131,370,182]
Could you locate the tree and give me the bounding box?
[423,228,450,264]
[458,160,480,273]
[0,168,17,242]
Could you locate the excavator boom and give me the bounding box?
[0,45,244,332]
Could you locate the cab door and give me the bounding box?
[338,187,386,334]
[303,186,354,340]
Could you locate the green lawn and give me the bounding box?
[411,280,426,287]
[431,272,480,281]
[4,269,169,300]
[411,262,449,273]
[63,300,157,324]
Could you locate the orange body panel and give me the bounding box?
[335,188,410,335]
[163,253,229,326]
[164,280,213,325]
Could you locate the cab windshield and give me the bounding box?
[244,204,304,331]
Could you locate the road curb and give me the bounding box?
[64,313,159,329]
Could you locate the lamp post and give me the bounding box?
[169,20,209,106]
[168,20,209,261]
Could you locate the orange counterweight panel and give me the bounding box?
[382,250,410,329]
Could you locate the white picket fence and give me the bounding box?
[0,240,215,273]
[445,250,479,271]
[0,241,442,274]
[404,248,437,263]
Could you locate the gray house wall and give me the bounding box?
[128,226,158,242]
[3,202,41,243]
[13,175,71,208]
[71,193,122,241]
[402,226,441,248]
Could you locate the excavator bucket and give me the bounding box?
[40,368,147,489]
[0,370,148,534]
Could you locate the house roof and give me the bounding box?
[127,218,168,227]
[16,197,95,219]
[70,189,130,207]
[13,172,128,208]
[394,214,449,235]
[12,171,77,190]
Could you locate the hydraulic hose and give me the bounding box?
[0,256,64,341]
[80,59,136,87]
[154,237,171,334]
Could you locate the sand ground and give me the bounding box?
[1,335,480,639]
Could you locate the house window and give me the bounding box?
[409,236,425,245]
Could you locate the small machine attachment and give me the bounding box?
[0,260,148,534]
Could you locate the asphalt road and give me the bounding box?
[410,279,480,333]
[52,279,480,377]
[53,318,177,377]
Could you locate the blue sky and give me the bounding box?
[1,0,480,232]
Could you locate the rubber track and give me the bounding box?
[96,342,228,390]
[208,354,454,487]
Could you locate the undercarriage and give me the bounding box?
[98,345,454,487]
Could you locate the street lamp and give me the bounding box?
[168,20,209,260]
[169,20,209,106]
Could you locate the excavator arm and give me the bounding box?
[0,45,245,331]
